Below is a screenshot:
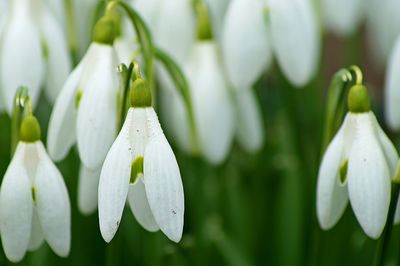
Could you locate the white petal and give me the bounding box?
[321,0,363,36]
[0,143,33,262]
[0,2,44,114]
[98,109,134,242]
[28,210,44,252]
[269,0,319,87]
[222,0,272,89]
[155,0,196,64]
[144,108,184,242]
[384,35,400,131]
[234,88,264,153]
[39,6,72,103]
[187,42,235,164]
[127,179,159,232]
[78,165,101,215]
[34,142,71,257]
[369,112,399,174]
[76,44,118,169]
[46,62,83,161]
[316,120,348,230]
[347,113,391,239]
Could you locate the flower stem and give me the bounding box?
[10,87,31,157]
[374,183,400,266]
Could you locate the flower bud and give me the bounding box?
[93,16,117,45]
[20,115,41,142]
[130,78,152,107]
[196,2,213,40]
[347,84,370,113]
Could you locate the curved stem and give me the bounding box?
[375,183,400,266]
[117,63,134,132]
[11,86,31,157]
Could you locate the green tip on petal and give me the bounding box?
[347,85,370,113]
[130,156,144,184]
[93,16,117,45]
[20,115,41,143]
[130,78,152,108]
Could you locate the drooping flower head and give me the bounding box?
[99,69,184,243]
[317,83,398,239]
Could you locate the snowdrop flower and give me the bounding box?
[0,0,71,113]
[47,15,119,170]
[269,0,319,87]
[222,0,272,90]
[366,0,400,66]
[384,35,400,131]
[186,40,235,164]
[99,77,184,243]
[317,84,398,239]
[321,0,364,36]
[0,116,70,262]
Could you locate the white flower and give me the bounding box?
[78,165,101,215]
[221,0,272,90]
[47,42,119,170]
[317,111,398,239]
[269,0,319,87]
[0,0,71,113]
[384,35,400,131]
[98,107,184,243]
[0,140,71,262]
[321,0,364,36]
[366,0,400,66]
[186,41,235,164]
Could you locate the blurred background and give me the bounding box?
[1,0,400,265]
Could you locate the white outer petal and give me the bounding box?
[369,112,399,174]
[78,165,101,215]
[0,2,44,114]
[187,42,235,164]
[98,109,134,243]
[269,0,319,87]
[144,108,184,242]
[234,88,264,153]
[34,142,71,257]
[384,35,400,131]
[40,5,72,103]
[347,113,391,239]
[155,0,195,65]
[127,179,159,232]
[46,61,83,161]
[222,0,271,89]
[321,0,363,36]
[0,143,33,263]
[316,119,347,230]
[76,44,118,169]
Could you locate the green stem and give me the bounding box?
[11,87,31,157]
[117,63,134,131]
[375,183,400,266]
[64,0,79,63]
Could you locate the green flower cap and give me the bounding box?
[130,78,152,108]
[20,115,41,143]
[196,1,213,40]
[93,16,117,45]
[347,84,370,113]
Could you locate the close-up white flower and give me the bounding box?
[317,85,398,239]
[0,116,71,262]
[99,78,184,243]
[0,0,71,113]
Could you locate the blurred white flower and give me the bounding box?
[317,95,398,238]
[98,106,184,243]
[221,0,272,90]
[73,0,98,56]
[0,117,71,262]
[78,165,101,215]
[321,0,364,36]
[204,0,230,40]
[384,35,400,131]
[366,0,400,66]
[186,41,235,164]
[47,41,119,170]
[0,0,71,113]
[269,0,319,87]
